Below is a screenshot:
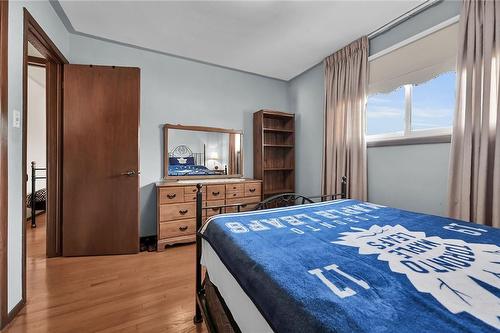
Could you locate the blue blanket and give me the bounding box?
[201,200,500,333]
[168,164,216,176]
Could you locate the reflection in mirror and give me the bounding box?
[166,127,242,177]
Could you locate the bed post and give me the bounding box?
[194,183,203,324]
[341,176,347,199]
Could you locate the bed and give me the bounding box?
[168,162,216,176]
[168,145,219,176]
[193,181,500,333]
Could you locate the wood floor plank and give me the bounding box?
[4,214,208,333]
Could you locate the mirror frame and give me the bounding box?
[163,124,244,180]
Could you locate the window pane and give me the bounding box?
[412,72,455,130]
[366,87,405,136]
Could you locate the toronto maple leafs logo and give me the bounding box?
[333,225,500,329]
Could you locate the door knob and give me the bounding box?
[121,170,137,176]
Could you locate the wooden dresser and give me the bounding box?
[156,179,262,251]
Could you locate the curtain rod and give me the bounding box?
[367,0,443,40]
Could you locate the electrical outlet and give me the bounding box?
[13,109,21,128]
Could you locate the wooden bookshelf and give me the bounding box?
[253,110,295,198]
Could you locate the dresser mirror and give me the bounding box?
[164,124,243,179]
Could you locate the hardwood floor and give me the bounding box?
[5,214,207,333]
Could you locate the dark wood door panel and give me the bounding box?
[62,64,140,256]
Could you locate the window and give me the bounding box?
[366,71,456,141]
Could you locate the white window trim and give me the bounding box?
[366,127,452,144]
[404,84,412,136]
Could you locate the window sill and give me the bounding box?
[367,134,451,148]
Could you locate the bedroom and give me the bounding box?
[0,0,499,332]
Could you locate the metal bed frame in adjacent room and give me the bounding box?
[193,176,348,333]
[29,161,46,228]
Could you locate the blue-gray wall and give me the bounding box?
[288,63,324,196]
[367,143,450,215]
[68,34,289,237]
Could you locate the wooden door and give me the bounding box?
[62,65,140,256]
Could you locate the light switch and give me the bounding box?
[13,109,20,128]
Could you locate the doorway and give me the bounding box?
[22,9,67,262]
[26,45,47,259]
[21,10,67,314]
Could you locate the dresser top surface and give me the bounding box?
[156,178,262,187]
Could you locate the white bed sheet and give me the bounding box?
[201,239,273,333]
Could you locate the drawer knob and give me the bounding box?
[233,193,237,196]
[212,191,220,196]
[249,188,256,192]
[179,209,188,215]
[167,193,176,199]
[179,225,188,231]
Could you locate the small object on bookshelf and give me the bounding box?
[253,110,295,198]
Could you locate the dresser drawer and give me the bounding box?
[226,196,261,213]
[244,182,262,197]
[159,202,196,221]
[183,185,206,201]
[225,183,244,192]
[206,199,225,217]
[158,187,185,204]
[184,185,202,196]
[159,219,196,239]
[207,185,225,200]
[184,191,207,202]
[226,190,244,199]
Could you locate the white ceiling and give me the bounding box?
[59,1,423,81]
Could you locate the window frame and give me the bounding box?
[366,82,453,145]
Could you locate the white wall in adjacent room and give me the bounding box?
[27,66,46,194]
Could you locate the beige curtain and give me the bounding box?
[323,37,368,200]
[448,0,500,227]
